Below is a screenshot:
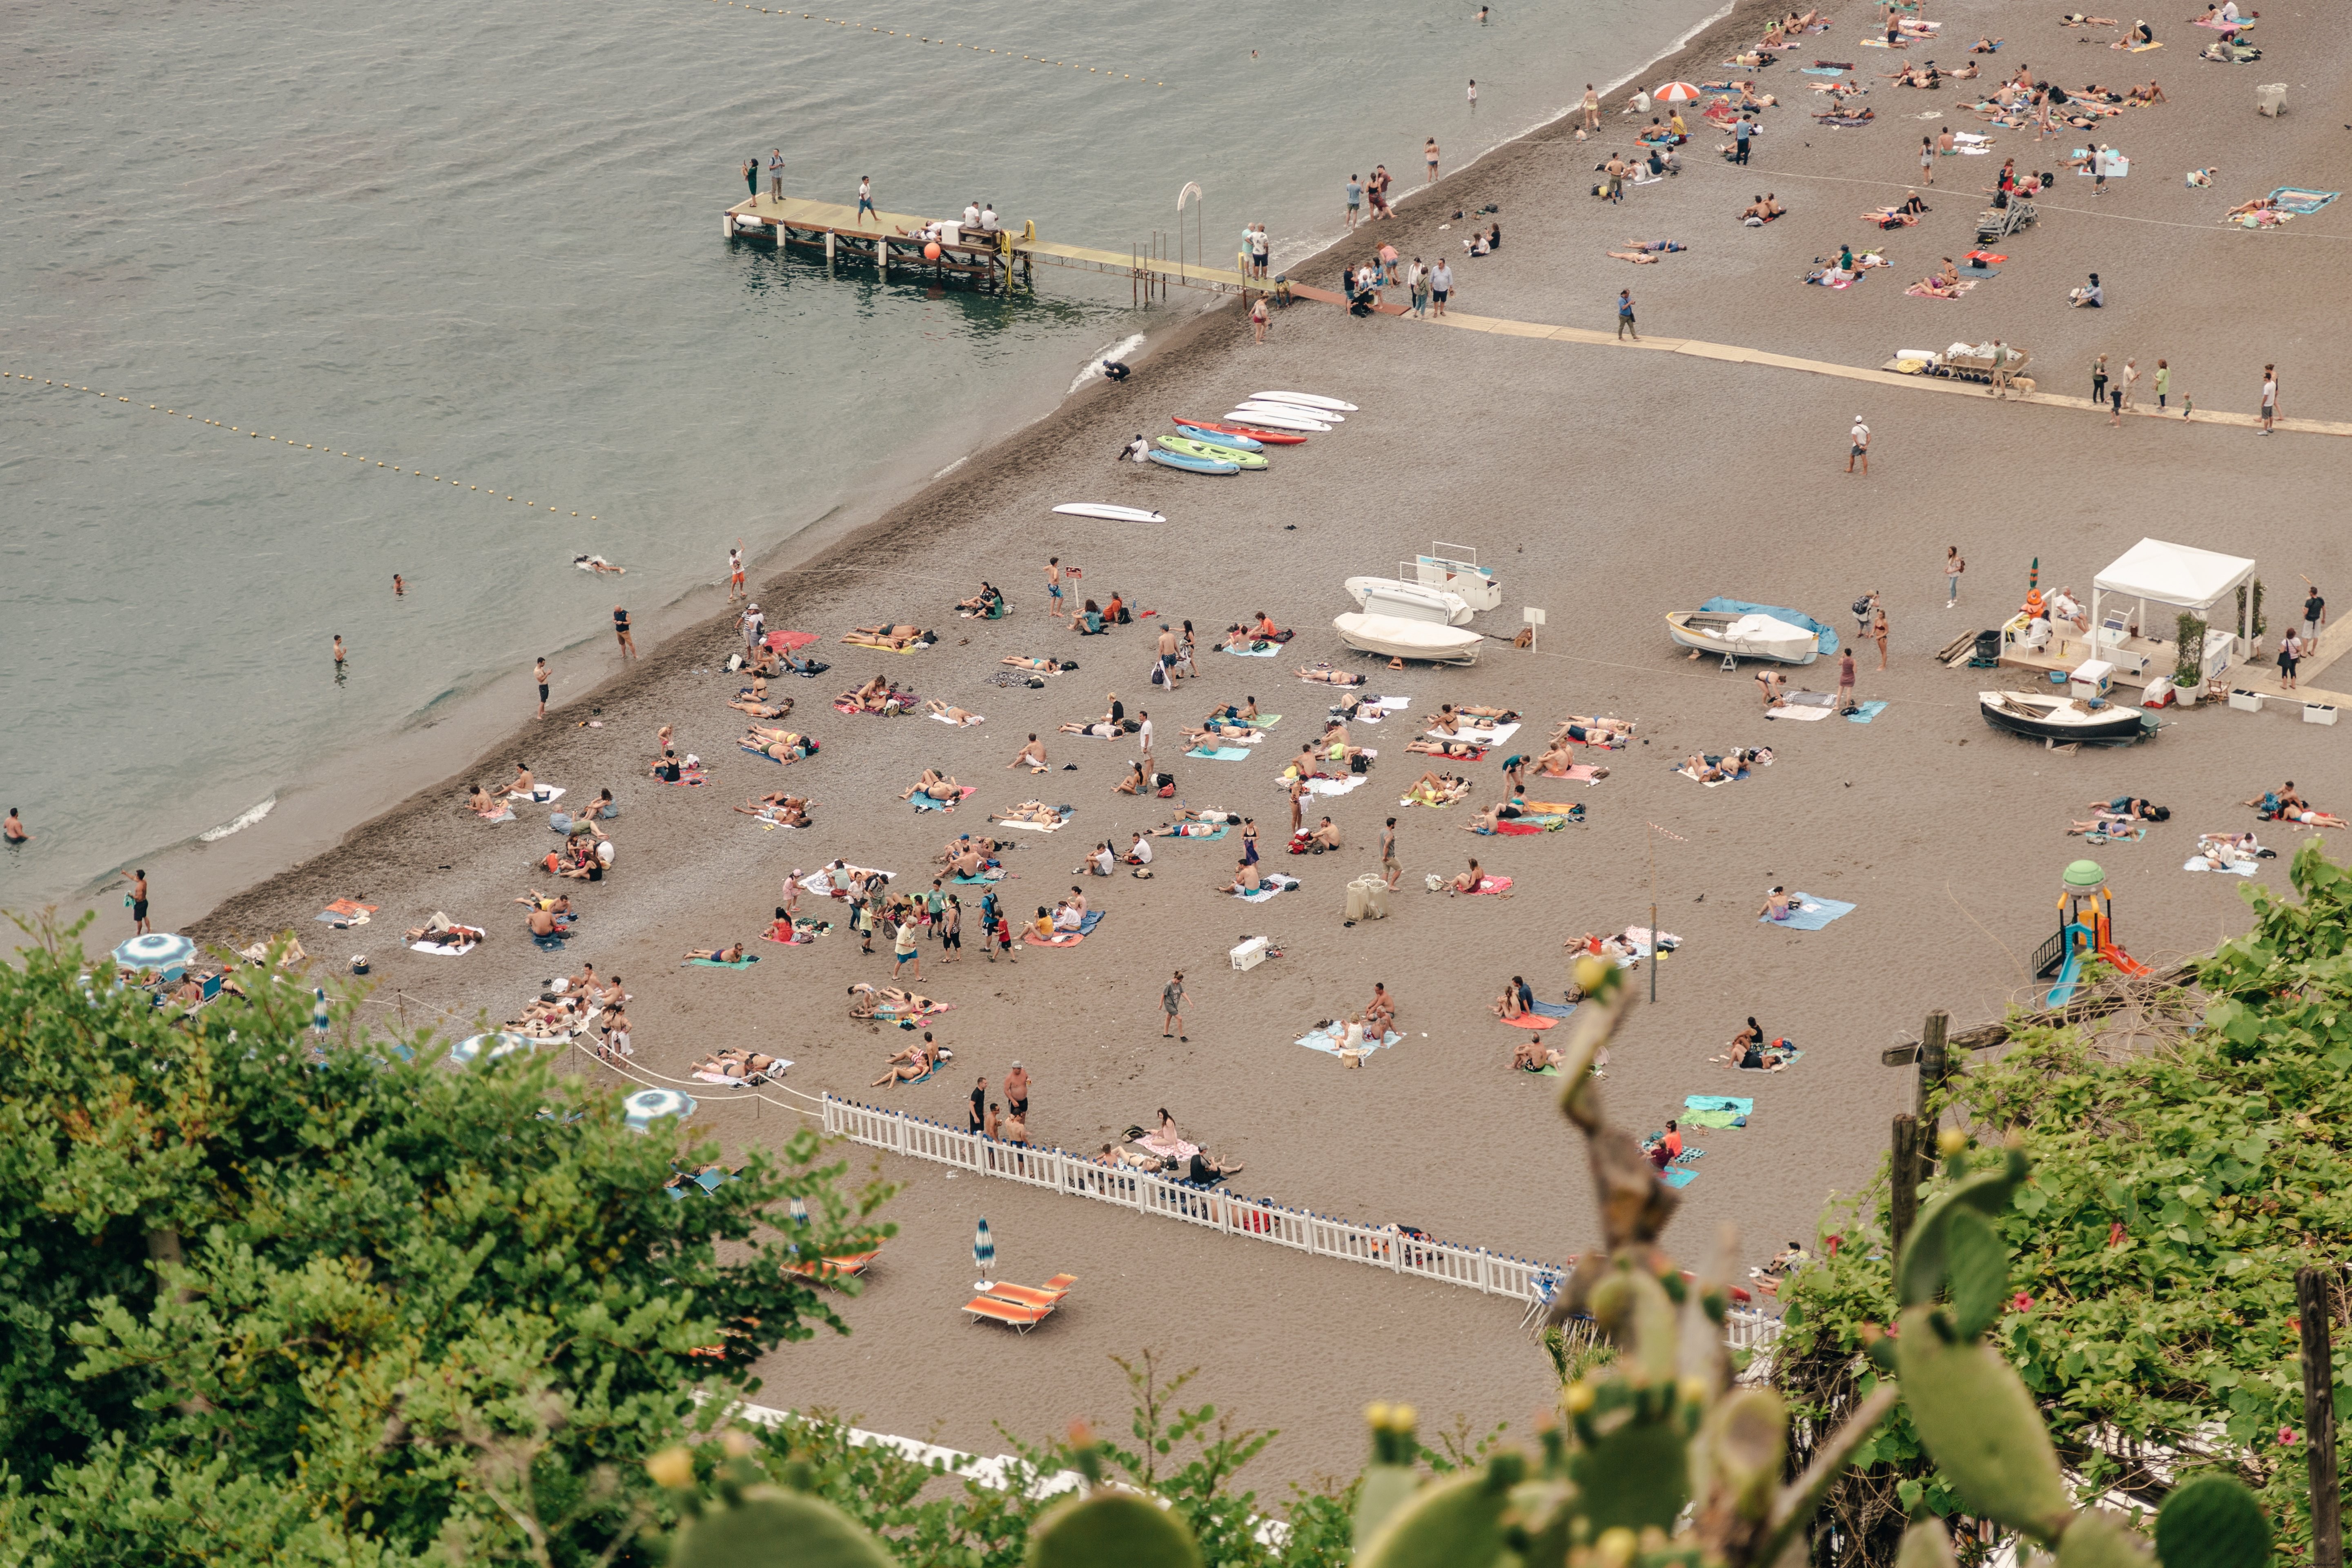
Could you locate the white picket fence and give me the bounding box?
[821,1095,1782,1351]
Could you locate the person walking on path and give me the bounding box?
[1873,605,1891,671]
[2154,359,2171,411]
[728,542,746,602]
[130,869,150,935]
[2121,358,2140,411]
[1846,415,1870,475]
[535,657,550,718]
[2260,365,2277,434]
[893,917,922,982]
[856,175,875,224]
[767,149,784,201]
[1345,174,1363,230]
[1920,135,1935,186]
[1616,288,1637,340]
[1430,258,1453,316]
[741,157,759,203]
[2277,627,2303,690]
[2091,354,2109,408]
[739,601,763,660]
[1425,137,1441,181]
[1382,816,1401,889]
[2109,377,2125,427]
[1945,546,1966,607]
[1163,970,1187,1040]
[2301,577,2326,646]
[1988,339,2013,398]
[614,606,638,659]
[1250,293,1269,344]
[1582,84,1601,130]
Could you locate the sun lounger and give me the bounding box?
[962,1295,1056,1332]
[786,1248,881,1282]
[983,1278,1075,1310]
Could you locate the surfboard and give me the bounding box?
[1147,449,1240,474]
[1221,409,1331,433]
[1051,503,1167,523]
[1172,416,1307,444]
[1171,424,1264,452]
[1250,391,1359,412]
[1160,435,1267,469]
[1233,401,1341,425]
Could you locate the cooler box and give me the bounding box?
[2069,659,2114,700]
[2256,83,2287,117]
[1230,936,1270,971]
[1345,875,1391,922]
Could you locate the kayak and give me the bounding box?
[1051,503,1167,523]
[1235,400,1343,424]
[1220,409,1331,434]
[1172,416,1306,445]
[1171,424,1265,452]
[1251,390,1359,412]
[1147,449,1240,475]
[1160,435,1267,470]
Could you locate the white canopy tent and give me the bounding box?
[2089,538,2257,662]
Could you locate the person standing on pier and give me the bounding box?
[857,175,875,224]
[742,156,759,203]
[767,148,784,202]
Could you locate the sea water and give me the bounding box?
[0,0,1722,905]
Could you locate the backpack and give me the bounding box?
[1853,596,1873,619]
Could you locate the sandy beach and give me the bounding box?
[114,0,2352,1492]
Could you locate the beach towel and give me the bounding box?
[948,870,1003,884]
[688,956,762,969]
[2272,188,2340,214]
[910,786,978,811]
[1467,876,1514,895]
[1024,930,1084,947]
[509,786,566,804]
[842,635,929,654]
[1236,873,1300,903]
[1292,774,1368,797]
[1187,746,1255,761]
[408,934,482,957]
[1164,823,1229,842]
[2185,858,2259,875]
[747,811,810,831]
[2083,824,2147,846]
[1530,999,1577,1019]
[1537,763,1606,783]
[1242,714,1283,728]
[1298,1021,1404,1058]
[1906,281,1977,298]
[1847,701,1890,722]
[1680,1108,1749,1130]
[800,866,893,897]
[1490,814,1574,835]
[1802,65,1845,75]
[315,899,379,926]
[1224,642,1281,658]
[1503,1013,1557,1029]
[761,929,817,945]
[1678,765,1749,785]
[991,807,1074,833]
[1766,704,1833,721]
[1660,1166,1699,1188]
[1760,893,1856,930]
[1437,720,1520,747]
[1518,801,1584,816]
[1688,1094,1753,1114]
[477,804,516,823]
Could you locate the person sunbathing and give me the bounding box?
[848,981,937,1017]
[871,1039,938,1087]
[1181,722,1252,748]
[1410,737,1483,758]
[2225,196,2277,218]
[1114,761,1149,796]
[1059,718,1123,737]
[405,918,484,947]
[900,769,963,805]
[1741,196,1778,224]
[729,693,793,719]
[1405,772,1471,806]
[1971,34,2002,51]
[1448,858,1488,895]
[926,700,982,725]
[2059,13,2120,25]
[740,729,814,762]
[1300,816,1343,850]
[468,783,503,817]
[1006,734,1048,772]
[2189,833,2262,869]
[955,582,1004,617]
[1608,247,1665,263]
[1212,859,1265,894]
[736,791,813,825]
[992,801,1065,826]
[2127,79,2166,101]
[1296,664,1364,685]
[1512,1036,1565,1072]
[684,942,747,963]
[1317,733,1372,768]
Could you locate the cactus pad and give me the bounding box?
[2155,1474,2271,1568]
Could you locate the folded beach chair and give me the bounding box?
[785,1248,881,1283]
[962,1295,1056,1332]
[1520,1270,1563,1333]
[984,1275,1076,1310]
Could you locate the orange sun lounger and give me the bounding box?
[980,1274,1077,1311]
[962,1295,1056,1332]
[785,1248,881,1283]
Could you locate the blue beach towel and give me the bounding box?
[1528,999,1577,1019]
[1187,746,1255,761]
[1076,909,1106,934]
[1760,893,1856,931]
[1686,1095,1755,1114]
[689,956,762,969]
[1846,701,1889,723]
[1802,65,1846,74]
[1224,642,1281,658]
[1660,1166,1699,1188]
[1298,1022,1405,1057]
[2271,187,2339,214]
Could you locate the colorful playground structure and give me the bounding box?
[2035,860,2152,1005]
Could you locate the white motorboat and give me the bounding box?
[1979,690,2152,744]
[1342,576,1474,626]
[1333,612,1483,665]
[1665,610,1822,666]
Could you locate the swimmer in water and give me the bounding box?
[3,808,28,844]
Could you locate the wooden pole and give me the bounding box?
[2301,1267,2343,1568]
[1915,1009,1948,1120]
[1890,1114,1921,1264]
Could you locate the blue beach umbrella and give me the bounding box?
[313,987,330,1036]
[112,933,196,972]
[623,1087,697,1133]
[449,1031,534,1069]
[973,1216,996,1289]
[789,1196,809,1226]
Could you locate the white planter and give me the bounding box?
[2305,704,2339,726]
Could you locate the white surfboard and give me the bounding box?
[1051,503,1167,523]
[1234,400,1343,424]
[1221,409,1332,433]
[1251,391,1359,412]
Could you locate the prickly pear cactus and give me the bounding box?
[1025,1490,1200,1568]
[669,1488,898,1568]
[2156,1474,2273,1568]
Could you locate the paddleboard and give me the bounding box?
[1160,435,1267,469]
[1173,416,1307,444]
[1147,449,1241,475]
[1221,410,1331,434]
[1235,400,1343,424]
[1052,503,1168,523]
[1251,391,1359,412]
[1171,424,1264,452]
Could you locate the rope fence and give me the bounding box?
[821,1094,1784,1350]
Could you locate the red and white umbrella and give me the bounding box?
[1653,81,1704,103]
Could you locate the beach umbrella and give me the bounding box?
[112,932,196,972]
[973,1217,996,1289]
[624,1086,697,1133]
[1653,80,1704,103]
[312,987,330,1036]
[450,1031,534,1069]
[789,1195,809,1226]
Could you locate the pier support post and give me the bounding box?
[824,229,835,265]
[878,238,888,280]
[723,212,735,239]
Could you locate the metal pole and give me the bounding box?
[1890,1114,1921,1263]
[2302,1266,2343,1568]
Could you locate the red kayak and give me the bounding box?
[1171,416,1308,445]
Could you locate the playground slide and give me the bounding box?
[2097,940,2151,978]
[2045,947,2087,1008]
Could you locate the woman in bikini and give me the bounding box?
[1296,665,1364,685]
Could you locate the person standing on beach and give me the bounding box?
[728,542,746,602]
[741,157,758,203]
[1046,557,1066,621]
[2091,354,2108,408]
[1430,258,1453,316]
[1836,648,1857,713]
[1582,84,1601,130]
[1988,339,2012,398]
[1382,816,1401,889]
[1873,605,1891,671]
[130,869,149,935]
[2301,577,2325,645]
[1945,546,1965,607]
[1920,136,1935,185]
[1616,288,1637,341]
[893,915,922,982]
[1734,116,1754,164]
[739,601,764,660]
[856,175,875,224]
[2154,358,2170,411]
[1345,174,1363,231]
[968,1075,988,1133]
[1163,970,1187,1040]
[2260,365,2277,434]
[1846,415,1870,476]
[767,149,784,201]
[1425,138,1441,182]
[535,656,550,718]
[1250,293,1269,344]
[614,605,638,659]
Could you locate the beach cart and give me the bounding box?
[1939,343,2033,390]
[1976,198,2038,243]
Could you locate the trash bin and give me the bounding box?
[2255,82,2287,116]
[1973,629,2002,664]
[1345,875,1391,922]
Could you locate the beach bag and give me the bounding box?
[1349,753,1371,774]
[1150,663,1167,686]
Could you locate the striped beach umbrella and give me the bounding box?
[623,1087,697,1132]
[789,1195,809,1226]
[313,987,331,1036]
[112,933,196,971]
[450,1031,534,1068]
[973,1217,996,1289]
[1653,80,1704,103]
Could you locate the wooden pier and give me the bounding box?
[725,195,1250,299]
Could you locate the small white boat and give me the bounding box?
[1333,612,1483,665]
[1235,400,1343,423]
[1221,408,1331,433]
[1410,543,1502,613]
[1343,576,1475,626]
[1666,610,1821,665]
[1051,503,1166,523]
[1251,390,1359,412]
[1979,690,2151,744]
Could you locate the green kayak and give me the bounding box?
[1158,434,1268,470]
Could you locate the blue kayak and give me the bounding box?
[1147,449,1240,475]
[1173,423,1265,453]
